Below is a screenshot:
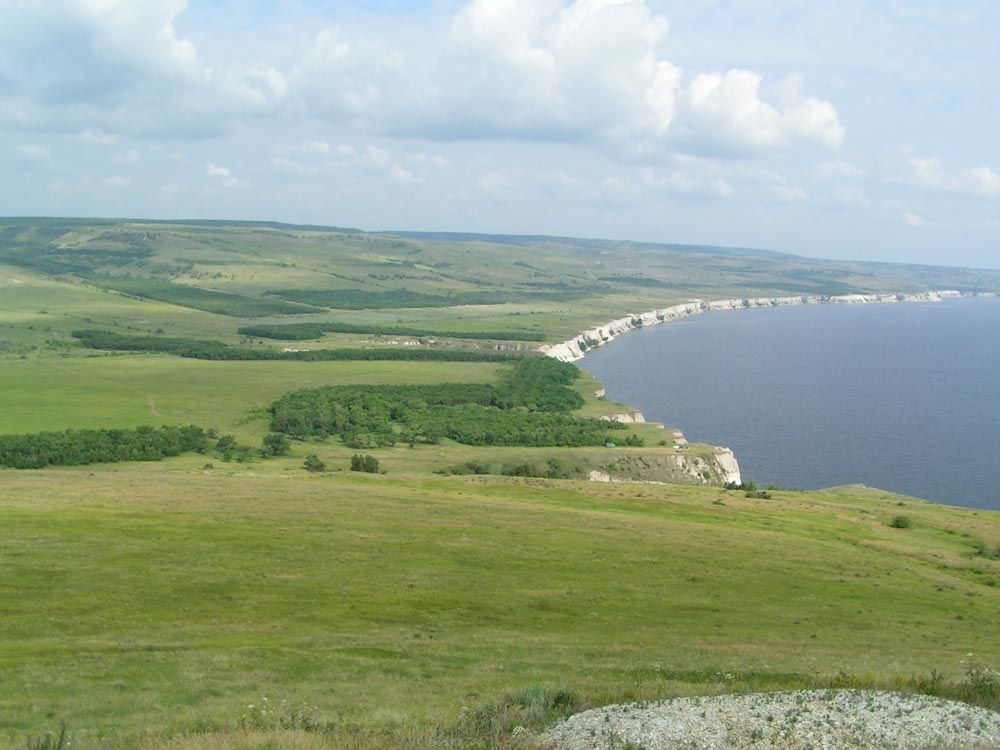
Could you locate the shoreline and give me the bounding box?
[538,290,967,363]
[538,290,980,490]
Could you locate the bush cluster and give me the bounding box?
[269,358,627,449]
[0,425,208,469]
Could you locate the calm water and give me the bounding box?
[581,297,1000,509]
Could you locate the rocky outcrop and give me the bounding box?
[591,444,742,487]
[601,411,648,424]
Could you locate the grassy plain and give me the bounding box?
[2,219,1000,748]
[3,465,999,748]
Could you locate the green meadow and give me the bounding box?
[2,219,1000,748]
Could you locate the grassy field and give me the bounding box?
[2,218,1000,748]
[2,464,999,748]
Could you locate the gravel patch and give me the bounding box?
[544,690,1000,749]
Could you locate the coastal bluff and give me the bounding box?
[538,291,961,363]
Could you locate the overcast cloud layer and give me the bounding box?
[2,0,998,268]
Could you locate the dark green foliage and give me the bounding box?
[90,276,321,316]
[890,515,913,529]
[71,330,516,363]
[0,425,208,469]
[237,321,545,342]
[437,458,582,479]
[598,274,673,287]
[267,288,503,310]
[440,686,581,748]
[350,454,381,473]
[261,432,291,456]
[269,358,622,448]
[303,454,326,472]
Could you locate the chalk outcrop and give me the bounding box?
[592,443,741,487]
[546,689,1000,750]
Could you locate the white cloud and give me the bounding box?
[389,165,421,186]
[206,162,248,188]
[641,168,734,198]
[15,144,51,161]
[680,70,844,154]
[774,184,807,202]
[1,0,842,163]
[291,1,838,160]
[908,156,1000,197]
[113,148,140,166]
[101,175,130,188]
[968,166,1000,197]
[903,211,926,227]
[832,185,868,207]
[77,129,119,145]
[276,140,332,155]
[818,161,864,179]
[0,0,285,136]
[909,156,955,190]
[333,142,423,186]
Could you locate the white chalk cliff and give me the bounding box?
[542,290,960,488]
[539,291,957,363]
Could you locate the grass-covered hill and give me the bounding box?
[3,217,1000,358]
[2,217,999,749]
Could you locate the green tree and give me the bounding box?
[262,432,291,456]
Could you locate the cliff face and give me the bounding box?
[590,445,742,486]
[539,291,956,363]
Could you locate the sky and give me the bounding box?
[1,0,998,269]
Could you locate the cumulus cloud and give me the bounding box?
[292,0,840,158]
[903,211,926,227]
[0,0,286,136]
[679,70,843,155]
[0,0,842,161]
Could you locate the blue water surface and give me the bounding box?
[580,297,1000,509]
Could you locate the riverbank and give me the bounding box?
[538,290,964,362]
[571,294,1000,506]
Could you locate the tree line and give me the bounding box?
[236,322,545,342]
[71,330,516,363]
[0,425,209,469]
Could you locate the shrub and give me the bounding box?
[350,454,381,473]
[303,454,325,472]
[890,515,913,529]
[958,655,1000,710]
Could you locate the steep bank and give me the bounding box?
[538,291,961,363]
